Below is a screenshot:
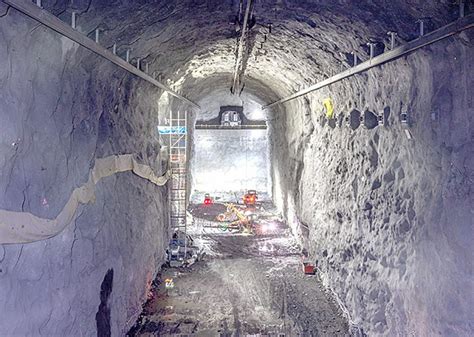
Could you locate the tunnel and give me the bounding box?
[0,0,473,336]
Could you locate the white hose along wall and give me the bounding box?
[1,0,472,336]
[0,154,170,244]
[0,10,171,336]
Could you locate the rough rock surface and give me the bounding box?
[270,34,474,336]
[131,232,349,336]
[0,0,472,336]
[0,10,169,336]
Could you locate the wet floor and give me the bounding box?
[128,203,349,336]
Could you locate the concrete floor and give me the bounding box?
[128,203,349,336]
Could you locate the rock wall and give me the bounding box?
[0,9,169,336]
[1,0,472,335]
[270,33,474,336]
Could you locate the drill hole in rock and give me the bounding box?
[348,109,361,130]
[363,110,378,129]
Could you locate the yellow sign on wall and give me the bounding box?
[323,98,334,119]
[165,278,174,289]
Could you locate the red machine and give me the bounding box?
[243,190,257,206]
[303,262,316,275]
[203,193,213,205]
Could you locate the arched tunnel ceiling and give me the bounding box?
[1,1,472,335]
[50,0,457,117]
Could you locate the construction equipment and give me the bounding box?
[301,249,317,275]
[303,262,316,275]
[243,190,258,206]
[203,193,213,205]
[215,203,254,233]
[166,231,199,267]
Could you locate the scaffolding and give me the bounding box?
[169,110,188,231]
[158,110,188,254]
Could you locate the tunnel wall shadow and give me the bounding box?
[96,269,114,337]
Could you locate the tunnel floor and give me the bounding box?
[128,203,349,336]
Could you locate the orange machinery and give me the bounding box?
[243,190,257,206]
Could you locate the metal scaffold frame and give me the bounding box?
[167,110,188,253]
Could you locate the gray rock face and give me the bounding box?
[1,0,472,336]
[269,37,474,336]
[0,11,169,336]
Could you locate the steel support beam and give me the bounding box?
[4,0,200,110]
[231,0,252,94]
[195,124,267,130]
[263,14,474,110]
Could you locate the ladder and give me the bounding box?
[168,110,188,238]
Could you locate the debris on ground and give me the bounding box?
[128,202,349,336]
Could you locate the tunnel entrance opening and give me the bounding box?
[191,128,270,202]
[189,90,273,204]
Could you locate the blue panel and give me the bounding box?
[157,126,187,134]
